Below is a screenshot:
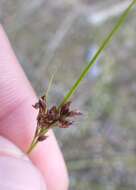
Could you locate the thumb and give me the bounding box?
[0,136,46,190]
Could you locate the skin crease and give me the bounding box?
[0,25,69,190]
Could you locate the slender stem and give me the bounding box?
[27,139,38,154]
[27,128,49,154]
[59,0,136,107]
[46,68,58,103]
[40,128,49,136]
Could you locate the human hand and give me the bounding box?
[0,25,69,190]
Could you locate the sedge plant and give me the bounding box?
[27,0,136,154]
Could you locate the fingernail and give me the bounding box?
[0,136,47,190]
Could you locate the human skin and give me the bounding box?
[0,136,46,190]
[0,25,69,190]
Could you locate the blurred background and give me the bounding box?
[0,0,136,189]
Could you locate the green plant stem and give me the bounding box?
[27,128,49,154]
[27,139,38,154]
[59,0,136,107]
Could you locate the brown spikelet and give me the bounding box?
[32,96,82,143]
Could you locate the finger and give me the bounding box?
[0,25,68,190]
[0,136,46,190]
